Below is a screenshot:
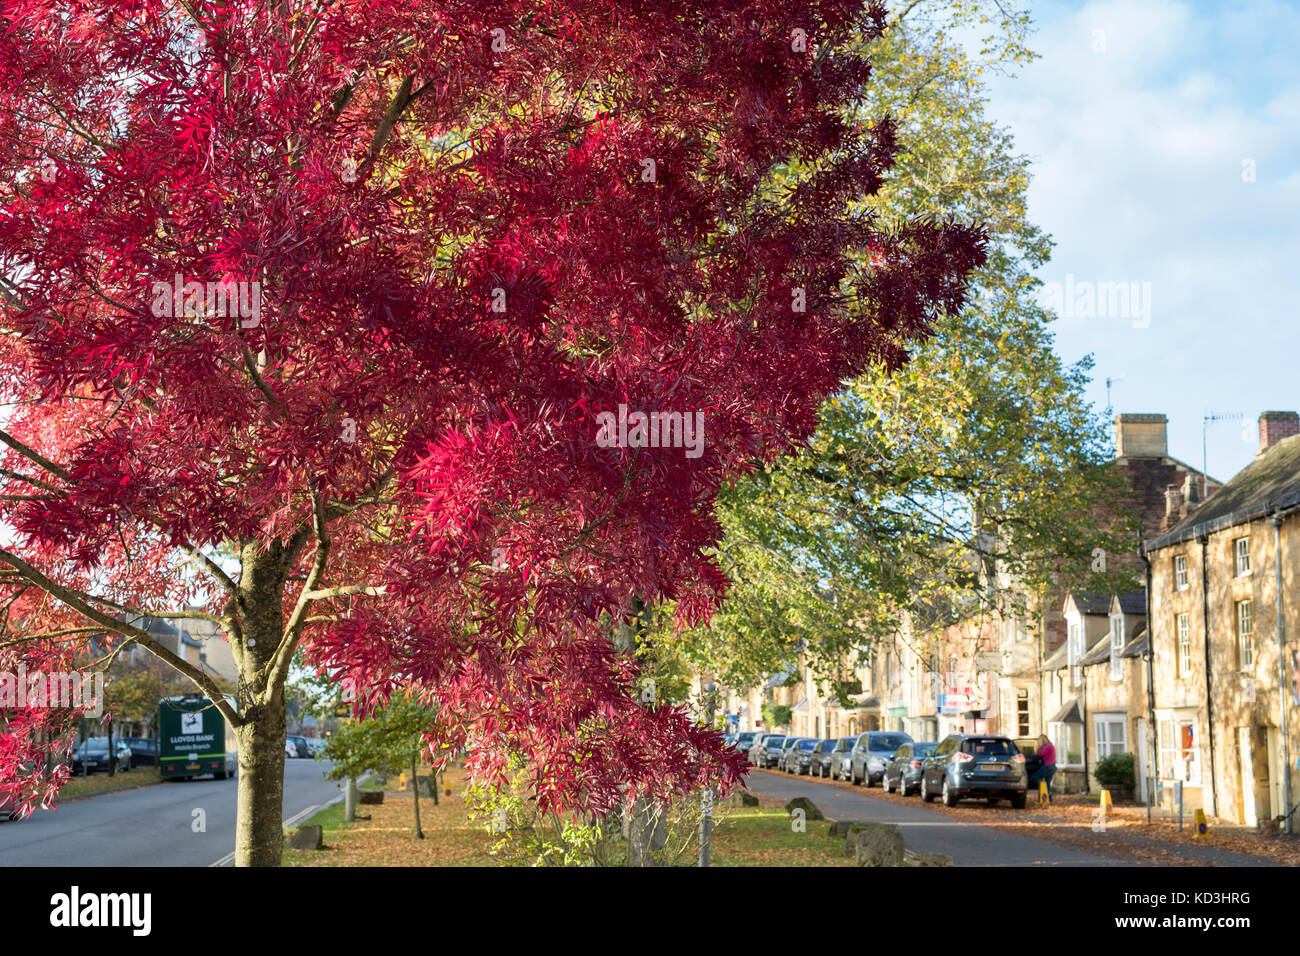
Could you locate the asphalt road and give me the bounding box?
[0,757,341,866]
[744,770,1130,866]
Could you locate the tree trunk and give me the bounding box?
[233,704,286,866]
[411,750,424,839]
[232,543,291,866]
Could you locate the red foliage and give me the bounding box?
[0,1,983,817]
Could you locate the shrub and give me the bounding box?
[1094,752,1135,789]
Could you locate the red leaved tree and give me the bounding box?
[0,0,983,864]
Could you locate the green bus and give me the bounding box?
[158,694,238,780]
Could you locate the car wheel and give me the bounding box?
[865,771,874,788]
[921,776,935,803]
[941,776,958,807]
[987,796,999,806]
[1011,794,1027,809]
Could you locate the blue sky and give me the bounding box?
[978,0,1300,483]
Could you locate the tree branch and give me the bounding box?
[0,549,244,726]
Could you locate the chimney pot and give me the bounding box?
[1258,411,1299,455]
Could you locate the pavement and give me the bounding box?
[0,757,341,866]
[744,770,1132,866]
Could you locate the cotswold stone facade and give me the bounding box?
[1144,416,1300,827]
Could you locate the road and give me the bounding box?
[744,770,1130,866]
[0,757,341,866]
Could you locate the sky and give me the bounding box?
[977,0,1300,484]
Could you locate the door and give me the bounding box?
[1239,728,1257,827]
[1136,718,1148,804]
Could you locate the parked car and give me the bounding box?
[70,737,132,775]
[1014,737,1045,782]
[733,731,761,755]
[307,738,328,757]
[919,734,1027,808]
[753,735,786,768]
[121,737,158,768]
[776,736,804,771]
[286,735,310,759]
[850,731,914,786]
[784,737,820,774]
[881,741,937,796]
[809,738,840,777]
[825,736,857,780]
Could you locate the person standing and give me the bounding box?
[1029,733,1057,796]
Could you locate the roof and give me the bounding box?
[1080,640,1114,667]
[853,695,880,711]
[1146,434,1300,551]
[1111,592,1147,616]
[1042,644,1069,670]
[1122,629,1149,658]
[1049,698,1082,724]
[1065,592,1112,616]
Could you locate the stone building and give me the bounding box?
[1143,412,1300,826]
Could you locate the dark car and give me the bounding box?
[733,731,761,756]
[121,737,158,768]
[881,741,937,796]
[809,738,840,777]
[920,734,1027,808]
[1014,737,1045,781]
[850,731,914,786]
[776,736,805,772]
[784,737,821,774]
[286,735,311,759]
[754,735,787,768]
[70,737,132,775]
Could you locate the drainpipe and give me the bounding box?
[1200,533,1218,816]
[1142,550,1158,822]
[1081,657,1089,792]
[1272,508,1298,833]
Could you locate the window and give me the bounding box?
[948,655,958,689]
[1049,721,1084,766]
[1095,715,1126,757]
[1109,615,1125,681]
[1237,600,1254,669]
[1158,717,1200,785]
[1068,621,1083,687]
[1235,537,1251,576]
[1017,691,1030,737]
[1174,554,1188,590]
[1176,613,1192,677]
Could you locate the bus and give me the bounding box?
[158,694,238,780]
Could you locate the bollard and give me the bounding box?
[345,775,358,823]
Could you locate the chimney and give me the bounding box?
[1163,484,1184,529]
[1181,472,1201,519]
[1258,411,1299,455]
[1116,413,1168,459]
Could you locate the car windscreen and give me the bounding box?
[869,734,910,752]
[964,738,1018,755]
[798,739,817,751]
[765,737,785,748]
[835,737,854,751]
[80,738,110,749]
[915,744,937,756]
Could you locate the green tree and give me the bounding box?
[656,1,1139,691]
[323,695,441,839]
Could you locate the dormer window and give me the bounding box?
[1109,615,1125,681]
